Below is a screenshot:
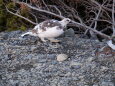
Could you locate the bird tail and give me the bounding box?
[21,31,36,37]
[21,25,39,37]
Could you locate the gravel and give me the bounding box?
[0,30,115,86]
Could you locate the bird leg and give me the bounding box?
[40,37,47,42]
[47,38,61,43]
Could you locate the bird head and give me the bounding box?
[63,18,71,24]
[60,18,71,27]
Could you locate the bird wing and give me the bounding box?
[39,19,63,31]
[32,19,64,34]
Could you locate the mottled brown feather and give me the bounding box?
[39,20,63,32]
[31,29,38,34]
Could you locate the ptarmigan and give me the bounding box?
[21,18,71,42]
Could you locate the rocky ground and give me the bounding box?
[0,30,115,86]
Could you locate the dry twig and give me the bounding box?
[6,0,113,40]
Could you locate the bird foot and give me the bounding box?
[40,37,47,42]
[50,39,61,43]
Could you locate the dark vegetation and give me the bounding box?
[0,0,33,31]
[0,0,115,41]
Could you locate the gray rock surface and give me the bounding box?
[0,30,115,86]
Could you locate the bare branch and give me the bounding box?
[41,0,49,11]
[93,7,102,30]
[94,19,115,26]
[112,0,115,36]
[48,5,62,16]
[29,12,38,23]
[6,6,37,25]
[7,1,111,40]
[71,21,111,40]
[16,2,64,19]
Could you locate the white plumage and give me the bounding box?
[107,40,115,50]
[21,18,71,42]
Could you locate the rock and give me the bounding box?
[100,66,109,71]
[64,28,75,37]
[87,57,95,62]
[0,30,114,86]
[56,54,68,62]
[70,61,82,66]
[31,46,37,51]
[70,62,82,69]
[101,82,114,86]
[93,85,98,86]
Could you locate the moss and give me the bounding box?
[0,26,6,32]
[19,3,30,16]
[0,0,3,5]
[0,1,7,31]
[0,1,33,32]
[6,15,28,31]
[20,25,27,31]
[6,16,19,31]
[0,10,6,25]
[7,2,15,9]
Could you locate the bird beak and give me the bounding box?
[69,20,72,23]
[70,21,72,23]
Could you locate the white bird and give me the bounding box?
[107,37,115,50]
[21,18,71,42]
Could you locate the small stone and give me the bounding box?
[64,28,75,37]
[65,72,71,76]
[93,84,98,86]
[70,62,82,66]
[56,54,68,62]
[100,66,109,71]
[70,62,82,69]
[87,57,94,62]
[101,81,114,86]
[31,46,37,51]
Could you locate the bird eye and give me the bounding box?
[67,19,70,22]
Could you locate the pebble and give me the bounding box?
[64,28,75,37]
[101,81,114,86]
[101,66,109,71]
[56,54,68,62]
[70,61,82,66]
[87,57,95,62]
[93,84,98,86]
